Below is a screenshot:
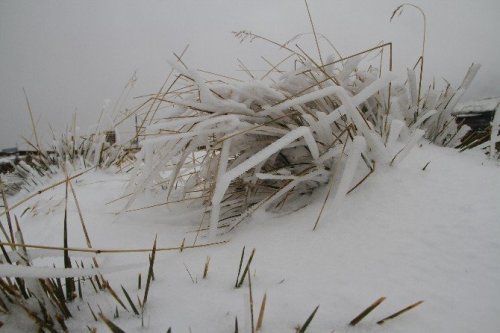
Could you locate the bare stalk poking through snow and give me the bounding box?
[349,296,386,326]
[377,300,424,325]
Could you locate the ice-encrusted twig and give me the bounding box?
[386,119,406,150]
[314,136,366,229]
[209,126,320,237]
[390,129,425,166]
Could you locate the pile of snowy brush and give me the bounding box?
[125,42,480,235]
[4,124,124,194]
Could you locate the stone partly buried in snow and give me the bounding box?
[453,97,500,131]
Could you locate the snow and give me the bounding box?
[1,142,498,332]
[0,1,499,330]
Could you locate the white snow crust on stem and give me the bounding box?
[324,136,367,225]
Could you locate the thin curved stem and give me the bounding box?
[391,3,427,111]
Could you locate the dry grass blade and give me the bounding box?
[0,243,12,264]
[68,179,98,268]
[349,296,386,326]
[346,159,375,195]
[198,69,243,82]
[142,236,157,307]
[0,278,19,298]
[233,31,305,61]
[55,313,68,332]
[237,248,255,288]
[23,87,42,153]
[149,254,156,281]
[39,300,55,329]
[103,280,128,312]
[16,300,56,332]
[77,278,82,299]
[14,216,28,261]
[256,293,267,331]
[0,295,9,313]
[235,246,246,288]
[63,171,75,301]
[43,279,71,318]
[94,275,103,290]
[391,3,426,111]
[312,174,334,231]
[99,313,126,333]
[248,269,255,333]
[261,53,295,80]
[184,263,195,283]
[0,239,228,254]
[238,58,255,79]
[121,285,140,316]
[304,0,323,66]
[180,238,185,252]
[105,192,133,206]
[0,217,12,248]
[136,295,142,310]
[298,305,319,333]
[203,256,210,279]
[131,45,190,135]
[377,300,424,325]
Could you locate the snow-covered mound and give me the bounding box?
[123,47,479,240]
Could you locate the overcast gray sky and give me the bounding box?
[1,0,499,149]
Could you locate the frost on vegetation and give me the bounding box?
[4,103,128,194]
[490,106,500,159]
[123,34,481,235]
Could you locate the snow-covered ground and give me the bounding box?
[1,1,499,331]
[1,142,498,332]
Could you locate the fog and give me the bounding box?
[1,0,499,149]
